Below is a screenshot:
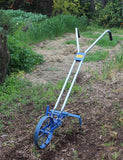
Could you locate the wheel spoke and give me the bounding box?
[38,133,43,139]
[41,134,45,146]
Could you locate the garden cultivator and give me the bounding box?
[34,28,113,149]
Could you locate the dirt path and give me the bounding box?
[0,32,123,160]
[25,33,105,84]
[25,33,122,84]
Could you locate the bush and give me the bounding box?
[53,0,92,17]
[7,36,44,73]
[0,10,15,33]
[96,1,123,28]
[0,0,35,12]
[2,9,47,25]
[53,0,80,15]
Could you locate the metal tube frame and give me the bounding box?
[53,28,112,113]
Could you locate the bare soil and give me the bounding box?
[0,33,123,160]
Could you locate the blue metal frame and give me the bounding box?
[46,106,82,127]
[34,106,82,148]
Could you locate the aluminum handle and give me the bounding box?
[60,29,113,112]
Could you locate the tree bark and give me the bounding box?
[0,27,10,84]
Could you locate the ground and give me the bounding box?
[0,32,123,160]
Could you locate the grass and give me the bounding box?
[64,40,76,45]
[102,142,114,147]
[96,35,123,48]
[14,14,88,44]
[102,51,123,80]
[84,51,108,62]
[0,74,81,119]
[81,27,123,48]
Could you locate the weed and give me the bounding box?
[73,150,80,160]
[102,51,123,80]
[45,67,59,71]
[101,154,105,160]
[102,142,114,147]
[85,51,108,62]
[0,120,4,133]
[51,144,56,150]
[32,146,40,158]
[111,152,119,160]
[101,123,107,136]
[121,143,123,147]
[64,40,76,45]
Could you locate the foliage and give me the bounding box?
[14,14,89,44]
[1,9,47,26]
[7,36,44,73]
[53,0,92,17]
[0,10,15,33]
[53,0,81,15]
[79,0,92,18]
[95,1,123,27]
[0,0,35,12]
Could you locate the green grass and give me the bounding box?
[102,51,123,80]
[64,40,76,45]
[0,75,81,118]
[84,51,108,62]
[96,35,123,48]
[102,142,114,147]
[14,14,88,44]
[81,27,123,48]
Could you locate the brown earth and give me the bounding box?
[0,32,123,160]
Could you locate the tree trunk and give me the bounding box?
[0,27,10,84]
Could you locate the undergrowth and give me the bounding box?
[0,75,81,119]
[84,51,108,62]
[7,36,44,73]
[14,14,89,44]
[102,51,123,80]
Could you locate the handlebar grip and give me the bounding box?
[77,28,80,38]
[109,32,113,41]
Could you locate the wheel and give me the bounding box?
[34,116,54,149]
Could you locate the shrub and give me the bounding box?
[7,36,44,73]
[0,0,35,11]
[2,9,47,26]
[95,1,123,28]
[53,0,80,15]
[53,0,92,17]
[0,10,15,33]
